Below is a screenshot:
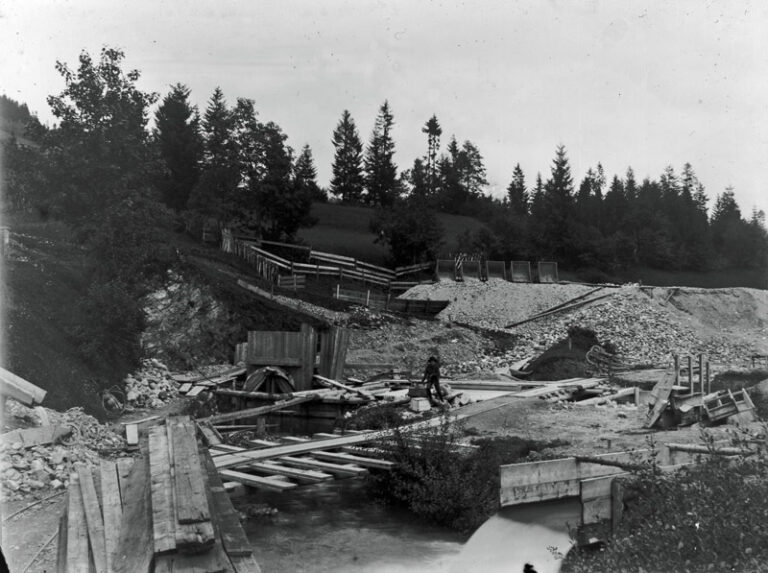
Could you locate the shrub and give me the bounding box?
[563,436,768,573]
[368,417,564,532]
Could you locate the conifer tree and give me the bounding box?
[330,110,364,203]
[154,84,202,210]
[506,163,528,216]
[364,100,399,206]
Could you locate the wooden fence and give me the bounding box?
[333,286,449,316]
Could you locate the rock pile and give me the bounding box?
[124,358,179,409]
[506,286,756,367]
[1,403,127,500]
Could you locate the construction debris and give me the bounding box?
[123,359,179,409]
[1,403,126,500]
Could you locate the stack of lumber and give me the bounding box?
[57,416,261,573]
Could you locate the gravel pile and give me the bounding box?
[505,286,757,367]
[124,358,179,409]
[400,279,596,329]
[1,403,126,500]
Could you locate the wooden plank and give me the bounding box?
[229,553,264,573]
[76,463,108,573]
[202,395,318,425]
[278,456,368,477]
[148,425,176,554]
[187,386,207,398]
[0,425,72,448]
[580,474,627,525]
[125,424,139,448]
[56,493,69,573]
[243,461,333,482]
[311,451,395,470]
[500,451,648,507]
[66,473,90,573]
[313,375,375,400]
[169,417,211,524]
[179,383,193,394]
[99,459,123,573]
[167,421,215,554]
[201,451,253,557]
[0,366,47,405]
[218,470,297,491]
[113,451,153,573]
[645,371,676,428]
[115,458,134,509]
[198,423,223,446]
[211,401,510,469]
[244,439,283,449]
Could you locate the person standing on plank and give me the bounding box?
[421,356,444,403]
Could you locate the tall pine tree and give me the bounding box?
[330,110,364,203]
[506,164,528,216]
[364,100,398,207]
[154,84,202,210]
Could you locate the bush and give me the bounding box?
[340,403,409,431]
[563,438,768,573]
[368,417,564,532]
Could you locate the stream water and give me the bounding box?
[241,478,579,573]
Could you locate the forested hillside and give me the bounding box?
[2,46,767,387]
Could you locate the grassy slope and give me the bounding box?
[297,202,488,265]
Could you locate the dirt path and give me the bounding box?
[2,494,64,572]
[458,394,756,457]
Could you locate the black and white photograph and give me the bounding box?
[1,1,768,572]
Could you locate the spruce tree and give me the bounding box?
[330,110,364,203]
[154,84,202,210]
[294,144,325,202]
[364,100,399,207]
[422,114,442,195]
[506,164,528,216]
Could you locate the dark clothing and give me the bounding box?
[421,361,444,402]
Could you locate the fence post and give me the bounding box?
[687,355,693,394]
[698,354,704,395]
[674,355,679,386]
[385,291,390,311]
[336,284,340,299]
[366,290,370,307]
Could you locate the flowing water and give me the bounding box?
[241,478,580,573]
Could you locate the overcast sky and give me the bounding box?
[2,0,767,216]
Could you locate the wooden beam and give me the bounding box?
[75,464,108,573]
[113,452,154,573]
[99,460,122,573]
[115,458,134,510]
[200,452,254,558]
[278,456,368,477]
[166,422,215,554]
[0,425,71,449]
[202,394,319,425]
[169,417,211,524]
[218,469,297,491]
[211,400,511,469]
[0,366,47,405]
[243,461,333,482]
[148,425,176,554]
[313,375,375,400]
[311,451,395,470]
[125,424,139,448]
[66,473,90,573]
[56,500,68,573]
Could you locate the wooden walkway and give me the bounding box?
[57,416,261,573]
